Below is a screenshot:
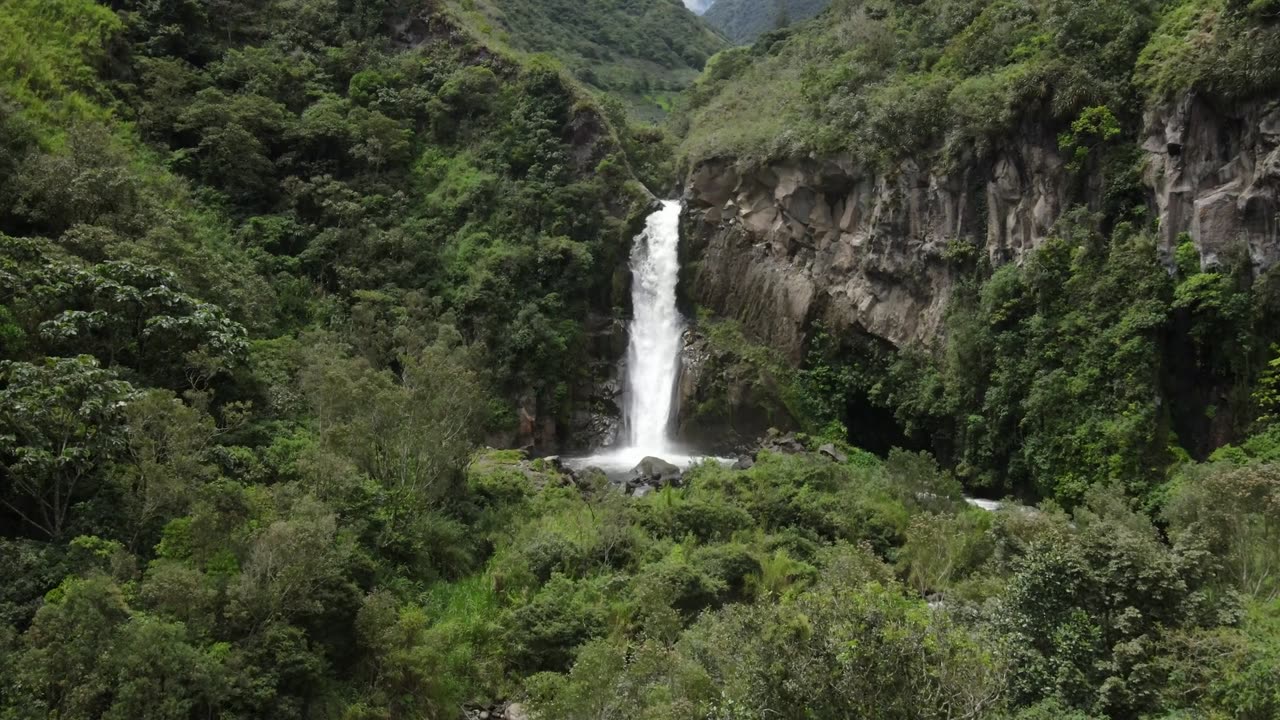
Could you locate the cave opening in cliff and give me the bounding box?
[843,391,924,457]
[805,326,928,457]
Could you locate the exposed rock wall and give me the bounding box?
[680,95,1280,362]
[1145,95,1280,269]
[675,327,797,453]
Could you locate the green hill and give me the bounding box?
[447,0,727,119]
[679,0,1280,167]
[703,0,830,43]
[3,3,1280,720]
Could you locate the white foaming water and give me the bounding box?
[624,200,684,454]
[567,201,727,476]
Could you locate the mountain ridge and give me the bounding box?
[704,0,831,43]
[447,0,725,119]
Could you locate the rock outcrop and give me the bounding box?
[625,456,684,497]
[680,94,1280,361]
[675,326,797,453]
[503,313,628,453]
[1145,95,1280,269]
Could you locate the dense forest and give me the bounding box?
[1,0,1279,719]
[703,0,831,44]
[449,0,725,119]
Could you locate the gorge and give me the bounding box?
[3,1,1279,719]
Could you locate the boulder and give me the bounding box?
[629,456,683,487]
[674,327,798,454]
[732,455,755,471]
[818,443,848,464]
[758,430,806,456]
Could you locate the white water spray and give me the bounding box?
[624,200,684,453]
[566,200,704,474]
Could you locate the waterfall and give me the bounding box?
[623,200,684,454]
[566,199,719,475]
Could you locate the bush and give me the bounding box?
[502,574,609,673]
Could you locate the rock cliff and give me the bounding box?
[680,94,1280,362]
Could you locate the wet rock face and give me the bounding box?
[504,313,627,453]
[681,93,1280,359]
[1145,95,1280,270]
[680,143,1064,360]
[674,327,797,454]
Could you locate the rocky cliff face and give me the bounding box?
[1146,95,1280,269]
[680,95,1280,362]
[675,327,796,453]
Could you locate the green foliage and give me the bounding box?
[876,214,1178,504]
[4,1,1280,718]
[1058,105,1122,171]
[0,357,136,539]
[1000,486,1225,716]
[1137,0,1280,100]
[703,0,832,44]
[898,508,994,595]
[1164,461,1280,601]
[445,0,725,119]
[533,544,1004,719]
[678,0,1167,168]
[0,0,122,128]
[681,0,1277,170]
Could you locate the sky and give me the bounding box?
[682,0,714,14]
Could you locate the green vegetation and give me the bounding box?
[676,0,1280,508]
[783,213,1280,507]
[703,0,831,44]
[0,0,652,714]
[446,0,726,120]
[3,0,1280,717]
[677,0,1280,167]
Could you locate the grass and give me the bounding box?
[444,0,725,118]
[0,0,121,138]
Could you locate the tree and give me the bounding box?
[5,573,225,720]
[1001,486,1222,716]
[0,357,135,539]
[302,342,487,512]
[1164,462,1280,601]
[112,389,221,551]
[1,236,249,388]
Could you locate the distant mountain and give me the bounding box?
[703,0,830,43]
[448,0,725,120]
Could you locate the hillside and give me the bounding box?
[675,0,1280,499]
[3,1,1280,719]
[446,0,726,120]
[0,0,656,714]
[703,0,831,43]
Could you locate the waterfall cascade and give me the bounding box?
[624,200,684,452]
[568,200,711,474]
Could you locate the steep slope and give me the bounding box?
[446,0,726,119]
[703,0,831,43]
[676,0,1280,501]
[0,0,662,714]
[1,0,664,453]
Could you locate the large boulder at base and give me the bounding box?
[817,443,848,463]
[629,456,683,488]
[757,430,806,456]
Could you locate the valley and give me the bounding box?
[1,1,1278,718]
